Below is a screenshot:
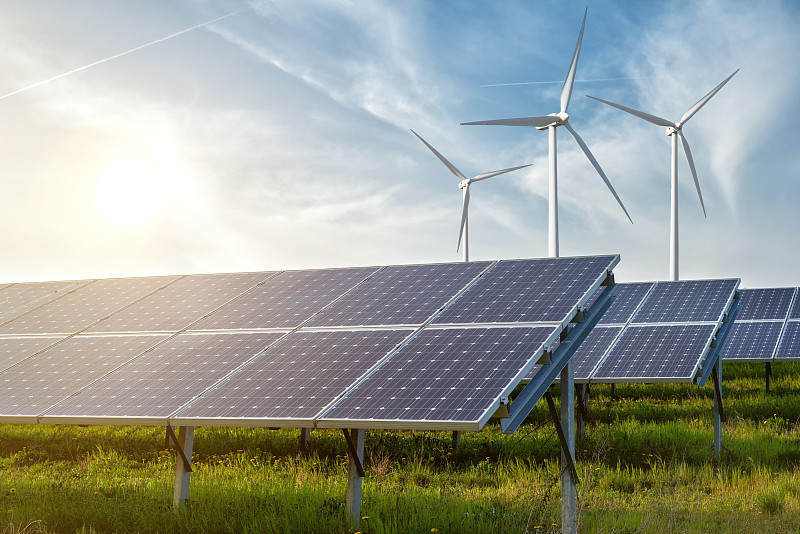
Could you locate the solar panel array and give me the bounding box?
[719,287,800,362]
[569,279,739,383]
[0,255,618,431]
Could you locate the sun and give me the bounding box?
[95,158,165,227]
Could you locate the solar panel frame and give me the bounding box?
[170,328,415,428]
[317,325,561,431]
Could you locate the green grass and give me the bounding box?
[1,362,799,533]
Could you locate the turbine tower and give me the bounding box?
[587,69,738,280]
[411,129,531,262]
[461,9,632,258]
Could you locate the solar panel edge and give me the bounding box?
[168,416,317,429]
[315,417,483,432]
[38,415,169,427]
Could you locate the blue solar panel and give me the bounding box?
[573,326,622,380]
[719,321,783,361]
[775,321,800,360]
[790,293,800,320]
[44,332,286,421]
[173,329,412,424]
[319,326,557,428]
[305,262,491,327]
[597,282,654,325]
[736,288,795,321]
[631,280,738,324]
[190,267,378,330]
[592,324,717,382]
[432,256,617,325]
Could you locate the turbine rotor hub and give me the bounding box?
[458,180,470,189]
[666,126,679,136]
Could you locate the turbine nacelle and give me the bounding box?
[535,112,570,130]
[458,179,470,190]
[666,126,680,136]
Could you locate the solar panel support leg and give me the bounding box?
[300,428,311,452]
[171,426,194,512]
[558,361,577,534]
[344,428,365,529]
[713,361,723,458]
[452,431,462,450]
[576,384,589,442]
[766,362,771,394]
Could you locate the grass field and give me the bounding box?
[1,362,799,533]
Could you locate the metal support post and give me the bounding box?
[712,361,723,458]
[452,430,462,450]
[344,428,365,529]
[766,362,772,394]
[560,361,576,534]
[610,383,616,397]
[171,426,194,512]
[300,428,311,452]
[576,384,589,442]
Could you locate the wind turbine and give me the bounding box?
[411,129,531,262]
[460,8,632,258]
[587,69,738,281]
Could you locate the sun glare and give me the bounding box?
[96,158,164,227]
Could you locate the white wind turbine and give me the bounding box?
[587,69,738,281]
[411,129,531,262]
[461,9,632,258]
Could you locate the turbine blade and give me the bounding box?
[586,95,674,127]
[457,186,470,251]
[679,69,739,125]
[472,163,532,182]
[561,7,587,114]
[677,131,706,217]
[564,122,633,224]
[410,129,467,181]
[461,116,557,127]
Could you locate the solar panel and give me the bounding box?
[305,262,491,327]
[597,282,654,325]
[631,280,738,324]
[172,329,412,426]
[775,321,800,360]
[736,288,795,321]
[42,332,287,424]
[0,276,179,335]
[0,335,170,421]
[572,326,622,380]
[431,256,617,325]
[190,267,378,331]
[318,326,557,430]
[591,324,717,382]
[790,293,800,320]
[719,321,783,361]
[86,272,274,333]
[0,337,68,373]
[0,279,93,326]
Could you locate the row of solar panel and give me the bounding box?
[0,256,618,430]
[0,256,615,335]
[565,279,739,383]
[719,287,800,362]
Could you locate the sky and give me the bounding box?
[0,0,797,288]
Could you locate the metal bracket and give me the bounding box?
[165,425,193,473]
[711,363,725,422]
[544,391,580,485]
[342,429,365,477]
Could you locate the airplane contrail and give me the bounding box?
[0,8,248,102]
[480,76,653,88]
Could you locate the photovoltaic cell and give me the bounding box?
[631,280,738,324]
[0,335,169,418]
[591,324,717,382]
[190,267,378,330]
[719,321,783,361]
[173,329,412,424]
[775,321,800,360]
[736,288,795,321]
[790,294,800,320]
[0,276,179,335]
[597,282,654,325]
[44,332,286,420]
[0,337,68,373]
[432,256,617,325]
[306,262,491,327]
[0,279,93,325]
[572,326,622,380]
[86,272,274,333]
[319,326,556,428]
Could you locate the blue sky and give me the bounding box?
[0,0,797,287]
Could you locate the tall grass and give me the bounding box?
[0,362,799,533]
